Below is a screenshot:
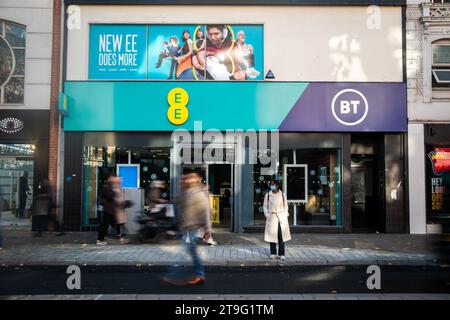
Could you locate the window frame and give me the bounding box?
[432,69,450,84]
[0,20,26,105]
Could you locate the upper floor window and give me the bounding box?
[0,20,25,105]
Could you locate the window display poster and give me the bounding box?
[147,24,263,81]
[117,164,140,188]
[427,147,450,218]
[319,166,328,185]
[89,24,148,79]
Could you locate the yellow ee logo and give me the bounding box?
[167,88,189,125]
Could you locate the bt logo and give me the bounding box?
[331,89,368,126]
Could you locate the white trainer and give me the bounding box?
[269,254,277,260]
[206,238,218,246]
[96,240,108,246]
[279,255,286,261]
[119,237,130,245]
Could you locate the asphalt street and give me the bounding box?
[1,265,449,296]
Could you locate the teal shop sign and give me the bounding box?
[58,92,68,116]
[89,24,148,79]
[63,81,308,131]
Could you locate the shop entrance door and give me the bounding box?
[181,163,234,232]
[0,144,35,230]
[208,164,233,231]
[351,155,382,232]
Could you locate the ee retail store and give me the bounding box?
[61,1,408,233]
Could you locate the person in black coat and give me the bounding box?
[32,179,53,237]
[18,171,29,218]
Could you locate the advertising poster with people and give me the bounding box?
[89,24,263,80]
[148,24,264,81]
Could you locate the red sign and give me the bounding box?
[428,148,450,176]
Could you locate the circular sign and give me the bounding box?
[167,88,189,106]
[331,89,368,126]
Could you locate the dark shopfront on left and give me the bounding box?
[0,110,49,231]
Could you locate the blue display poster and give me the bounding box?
[117,164,140,188]
[89,24,148,79]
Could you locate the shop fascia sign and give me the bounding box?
[59,92,69,117]
[167,88,279,174]
[62,81,407,132]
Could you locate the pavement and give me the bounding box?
[0,229,448,267]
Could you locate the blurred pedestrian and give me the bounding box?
[263,180,291,261]
[32,179,54,237]
[97,174,130,245]
[148,180,177,236]
[148,180,169,217]
[18,171,29,218]
[162,172,212,285]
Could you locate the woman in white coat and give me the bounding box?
[263,180,291,260]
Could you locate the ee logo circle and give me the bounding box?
[167,88,189,125]
[331,89,368,126]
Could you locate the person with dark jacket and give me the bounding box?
[18,171,29,218]
[32,179,53,237]
[97,174,131,245]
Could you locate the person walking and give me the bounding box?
[162,172,212,285]
[32,179,53,237]
[263,180,291,261]
[97,174,130,245]
[18,171,29,218]
[148,180,169,216]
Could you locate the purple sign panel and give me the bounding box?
[279,83,407,132]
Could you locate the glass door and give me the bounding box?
[0,144,34,230]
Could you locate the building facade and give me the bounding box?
[0,0,57,231]
[60,0,408,233]
[407,0,450,234]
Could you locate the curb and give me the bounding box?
[0,259,443,267]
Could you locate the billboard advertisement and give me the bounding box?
[89,24,264,81]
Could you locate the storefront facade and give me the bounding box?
[407,1,450,234]
[61,1,408,233]
[0,1,53,231]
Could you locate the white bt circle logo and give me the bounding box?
[331,89,369,126]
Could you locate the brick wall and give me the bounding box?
[49,0,62,203]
